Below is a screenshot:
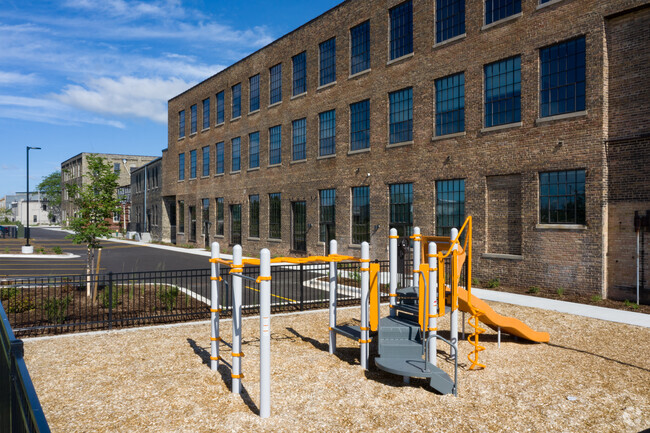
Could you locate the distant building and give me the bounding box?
[129,157,164,242]
[61,152,157,229]
[5,192,54,225]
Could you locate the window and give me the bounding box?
[202,146,210,177]
[319,189,336,242]
[485,0,521,25]
[436,179,465,237]
[292,118,306,161]
[270,64,282,104]
[203,98,210,129]
[230,204,242,245]
[249,132,260,169]
[179,110,185,138]
[484,56,521,127]
[319,38,336,86]
[113,163,121,174]
[189,150,197,179]
[216,198,224,236]
[232,83,241,118]
[232,137,241,172]
[540,37,586,118]
[190,104,197,134]
[216,91,225,124]
[292,201,307,252]
[350,21,370,75]
[540,170,585,224]
[350,99,370,151]
[319,110,336,156]
[389,1,413,60]
[216,142,224,174]
[113,212,120,223]
[269,125,282,165]
[389,87,413,144]
[436,0,465,43]
[179,153,185,181]
[249,195,260,238]
[202,198,210,235]
[292,52,306,96]
[269,193,281,239]
[390,183,413,238]
[435,72,465,136]
[178,200,185,233]
[351,186,370,244]
[249,74,260,112]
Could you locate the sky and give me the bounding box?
[0,0,341,198]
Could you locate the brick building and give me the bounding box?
[61,152,157,230]
[162,0,650,300]
[130,157,164,241]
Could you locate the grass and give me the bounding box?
[485,278,500,289]
[157,286,180,311]
[99,285,122,309]
[527,286,540,294]
[591,295,602,303]
[623,299,639,310]
[556,287,565,297]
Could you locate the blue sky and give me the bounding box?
[0,0,340,197]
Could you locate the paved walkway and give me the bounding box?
[472,288,650,328]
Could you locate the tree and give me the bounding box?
[65,155,120,298]
[37,170,62,223]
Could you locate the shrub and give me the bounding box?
[486,278,500,289]
[556,287,565,297]
[527,286,540,294]
[624,299,639,309]
[36,247,45,254]
[43,295,73,324]
[7,297,35,313]
[158,286,179,311]
[471,278,480,287]
[591,295,602,303]
[3,247,8,254]
[99,285,122,309]
[53,246,63,255]
[0,286,18,301]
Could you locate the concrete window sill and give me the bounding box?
[481,122,523,133]
[387,52,414,66]
[535,110,587,125]
[536,224,587,230]
[386,140,413,149]
[290,159,307,165]
[537,0,564,10]
[291,92,307,100]
[348,69,371,80]
[481,12,522,31]
[348,147,370,155]
[317,154,336,160]
[482,253,523,260]
[433,33,466,49]
[432,131,466,142]
[317,81,337,91]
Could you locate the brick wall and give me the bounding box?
[486,174,522,255]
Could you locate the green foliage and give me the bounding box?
[590,295,602,303]
[3,246,9,254]
[43,295,73,324]
[37,170,62,208]
[36,247,45,254]
[472,278,480,287]
[52,246,63,254]
[66,154,121,251]
[1,286,19,300]
[624,299,639,309]
[157,286,179,311]
[527,286,540,294]
[7,297,35,313]
[486,278,500,289]
[99,285,122,308]
[556,287,565,297]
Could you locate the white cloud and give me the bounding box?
[0,71,39,86]
[53,76,194,123]
[63,0,184,20]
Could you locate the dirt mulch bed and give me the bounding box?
[479,283,650,314]
[23,302,650,433]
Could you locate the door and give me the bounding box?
[189,206,196,242]
[292,201,306,252]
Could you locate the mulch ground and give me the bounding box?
[23,303,650,433]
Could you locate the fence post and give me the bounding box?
[299,264,304,311]
[108,272,113,330]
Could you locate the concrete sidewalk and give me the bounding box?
[472,288,650,328]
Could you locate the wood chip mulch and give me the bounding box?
[23,302,650,433]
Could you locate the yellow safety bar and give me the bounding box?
[210,253,361,267]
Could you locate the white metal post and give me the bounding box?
[231,245,243,394]
[360,242,370,370]
[427,242,438,366]
[328,239,337,354]
[389,228,398,317]
[637,230,641,306]
[412,227,421,291]
[210,242,221,371]
[259,249,271,419]
[450,227,459,356]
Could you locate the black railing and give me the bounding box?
[1,261,404,338]
[0,300,51,432]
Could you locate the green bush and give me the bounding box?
[471,278,480,287]
[52,246,63,255]
[527,286,540,294]
[157,286,179,311]
[486,278,500,289]
[591,295,602,303]
[7,297,35,313]
[1,286,18,301]
[624,299,639,310]
[556,287,565,297]
[43,295,73,324]
[99,286,122,309]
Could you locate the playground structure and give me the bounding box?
[208,216,550,416]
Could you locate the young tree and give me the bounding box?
[37,170,62,223]
[65,155,120,298]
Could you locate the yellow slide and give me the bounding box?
[456,287,550,343]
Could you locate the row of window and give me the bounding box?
[177,169,586,248]
[178,0,567,139]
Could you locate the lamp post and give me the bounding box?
[24,146,41,253]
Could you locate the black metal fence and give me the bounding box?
[1,260,404,338]
[0,300,51,432]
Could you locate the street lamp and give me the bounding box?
[24,146,41,253]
